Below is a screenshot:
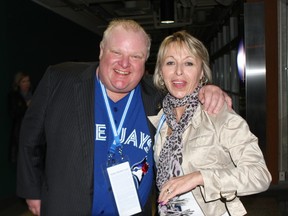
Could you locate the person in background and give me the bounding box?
[8,71,32,164]
[17,20,231,216]
[150,30,271,216]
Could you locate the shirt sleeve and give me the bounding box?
[199,109,272,202]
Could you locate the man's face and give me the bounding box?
[98,26,148,100]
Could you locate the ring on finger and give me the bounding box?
[166,188,172,194]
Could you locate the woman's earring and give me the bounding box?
[160,74,165,86]
[200,76,208,86]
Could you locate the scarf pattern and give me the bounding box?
[156,85,202,215]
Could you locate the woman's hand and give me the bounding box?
[158,171,204,205]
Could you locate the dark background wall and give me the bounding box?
[0,0,101,199]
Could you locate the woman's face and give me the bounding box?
[19,76,31,93]
[161,43,203,99]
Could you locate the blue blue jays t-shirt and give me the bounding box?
[92,78,153,215]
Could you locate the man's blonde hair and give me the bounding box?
[100,19,151,60]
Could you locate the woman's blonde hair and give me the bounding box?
[100,19,151,60]
[153,30,212,92]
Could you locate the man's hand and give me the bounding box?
[26,199,41,216]
[199,85,232,114]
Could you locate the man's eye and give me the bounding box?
[132,55,142,60]
[112,51,121,55]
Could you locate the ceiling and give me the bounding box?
[31,0,242,61]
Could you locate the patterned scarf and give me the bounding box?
[156,84,202,190]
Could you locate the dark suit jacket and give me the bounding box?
[17,62,163,216]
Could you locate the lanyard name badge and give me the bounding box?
[100,81,142,216]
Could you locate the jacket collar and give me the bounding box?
[148,104,204,132]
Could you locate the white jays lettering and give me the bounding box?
[95,124,152,153]
[96,124,106,141]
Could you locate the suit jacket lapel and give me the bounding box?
[140,76,164,141]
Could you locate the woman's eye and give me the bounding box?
[166,61,174,65]
[185,62,194,66]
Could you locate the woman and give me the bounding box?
[8,71,32,164]
[149,31,271,216]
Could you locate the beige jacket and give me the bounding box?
[149,104,272,216]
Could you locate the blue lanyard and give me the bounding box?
[155,114,166,143]
[99,81,134,157]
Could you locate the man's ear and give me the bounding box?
[99,43,103,59]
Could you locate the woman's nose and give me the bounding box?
[175,65,183,76]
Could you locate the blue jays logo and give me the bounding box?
[131,157,149,189]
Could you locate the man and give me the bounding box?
[17,19,231,216]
